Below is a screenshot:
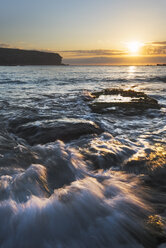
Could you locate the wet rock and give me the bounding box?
[158,243,166,248]
[0,131,38,168]
[124,145,166,175]
[10,120,103,145]
[146,215,166,245]
[87,88,160,114]
[82,90,96,101]
[73,132,136,170]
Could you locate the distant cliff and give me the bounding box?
[0,47,62,66]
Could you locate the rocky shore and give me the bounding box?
[84,88,160,115]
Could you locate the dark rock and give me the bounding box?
[72,133,136,171]
[87,88,160,114]
[0,47,62,66]
[10,120,103,145]
[0,131,38,168]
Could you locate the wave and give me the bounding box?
[0,172,156,248]
[0,65,166,247]
[145,76,166,83]
[0,80,28,84]
[0,130,166,247]
[0,75,166,86]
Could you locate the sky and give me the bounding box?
[0,0,166,65]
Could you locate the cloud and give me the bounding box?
[0,42,34,50]
[59,49,127,57]
[141,41,166,55]
[63,56,166,65]
[60,44,166,64]
[151,41,166,45]
[0,43,11,48]
[60,43,166,58]
[141,45,166,55]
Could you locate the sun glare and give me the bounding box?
[127,41,143,54]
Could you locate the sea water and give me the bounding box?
[0,65,165,248]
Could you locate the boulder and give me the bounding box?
[10,120,103,145]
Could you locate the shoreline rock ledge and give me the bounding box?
[85,88,161,115]
[0,47,63,66]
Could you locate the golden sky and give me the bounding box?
[0,0,166,65]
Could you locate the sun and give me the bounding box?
[127,41,143,54]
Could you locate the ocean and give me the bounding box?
[0,65,166,248]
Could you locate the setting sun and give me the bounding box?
[127,41,143,54]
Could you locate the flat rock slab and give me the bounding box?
[10,119,103,145]
[87,88,160,114]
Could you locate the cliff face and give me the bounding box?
[0,48,62,65]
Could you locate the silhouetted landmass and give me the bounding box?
[157,64,166,66]
[0,47,62,65]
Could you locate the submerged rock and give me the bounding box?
[87,88,160,114]
[10,119,103,145]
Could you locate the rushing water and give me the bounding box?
[0,65,166,248]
